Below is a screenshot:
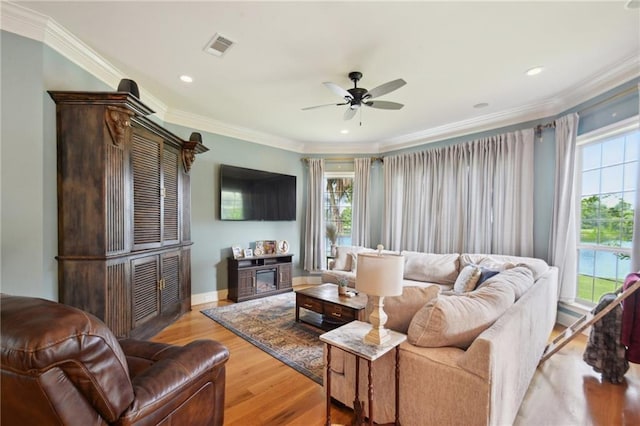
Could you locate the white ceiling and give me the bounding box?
[8,1,640,153]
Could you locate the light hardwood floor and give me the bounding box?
[152,296,640,426]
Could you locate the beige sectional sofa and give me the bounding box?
[323,248,558,426]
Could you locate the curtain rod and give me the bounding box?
[301,157,383,163]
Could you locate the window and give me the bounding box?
[324,173,353,255]
[576,122,638,304]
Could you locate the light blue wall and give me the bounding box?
[162,123,304,294]
[1,30,637,300]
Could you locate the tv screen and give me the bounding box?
[220,165,296,221]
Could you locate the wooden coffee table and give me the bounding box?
[295,284,367,330]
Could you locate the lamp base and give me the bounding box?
[364,295,390,346]
[363,326,391,346]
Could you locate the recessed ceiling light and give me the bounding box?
[526,66,544,76]
[180,75,193,83]
[625,0,640,9]
[340,129,349,134]
[473,102,489,109]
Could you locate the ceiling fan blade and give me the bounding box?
[323,82,353,100]
[365,78,406,99]
[302,102,347,111]
[364,100,404,110]
[343,107,357,120]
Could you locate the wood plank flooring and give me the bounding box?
[151,295,639,426]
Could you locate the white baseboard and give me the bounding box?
[191,289,228,306]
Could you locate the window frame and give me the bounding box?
[575,115,639,305]
[324,171,355,255]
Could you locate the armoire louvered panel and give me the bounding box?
[106,142,127,254]
[163,147,179,244]
[181,249,191,300]
[132,132,162,248]
[132,256,160,326]
[106,262,130,338]
[161,252,180,308]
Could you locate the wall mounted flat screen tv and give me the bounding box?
[220,164,296,221]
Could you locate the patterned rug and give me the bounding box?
[201,292,324,384]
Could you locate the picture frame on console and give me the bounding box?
[244,248,253,258]
[232,245,243,259]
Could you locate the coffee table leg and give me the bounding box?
[326,344,331,426]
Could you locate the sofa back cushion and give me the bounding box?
[401,252,460,285]
[407,282,515,349]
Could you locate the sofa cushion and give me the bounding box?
[453,265,482,293]
[477,265,534,300]
[401,252,460,285]
[407,282,515,349]
[365,285,441,334]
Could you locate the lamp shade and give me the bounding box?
[355,253,404,297]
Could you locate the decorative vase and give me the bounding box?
[331,244,337,257]
[338,282,348,295]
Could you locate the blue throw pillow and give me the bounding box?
[476,266,500,286]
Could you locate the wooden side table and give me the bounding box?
[320,320,407,426]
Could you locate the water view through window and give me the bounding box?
[577,127,638,304]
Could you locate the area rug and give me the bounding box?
[201,292,324,384]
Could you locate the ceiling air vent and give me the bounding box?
[204,33,235,57]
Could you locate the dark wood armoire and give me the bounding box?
[49,90,207,339]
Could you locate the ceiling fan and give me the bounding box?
[302,71,406,120]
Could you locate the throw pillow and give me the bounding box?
[332,246,354,271]
[349,252,358,273]
[407,283,515,349]
[476,266,534,300]
[453,265,482,293]
[365,285,441,334]
[476,266,501,287]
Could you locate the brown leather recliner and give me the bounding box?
[1,294,230,425]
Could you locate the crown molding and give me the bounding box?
[164,108,305,152]
[2,1,638,155]
[0,2,168,119]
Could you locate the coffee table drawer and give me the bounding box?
[297,294,323,314]
[324,302,356,322]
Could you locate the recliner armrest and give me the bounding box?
[117,339,229,425]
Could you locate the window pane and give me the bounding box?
[599,220,622,247]
[601,136,625,166]
[582,169,600,195]
[601,165,623,193]
[578,249,595,302]
[624,161,637,192]
[582,144,601,170]
[580,219,598,243]
[626,132,639,160]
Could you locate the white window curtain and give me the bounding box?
[548,113,580,302]
[351,158,371,247]
[304,158,325,272]
[382,128,535,255]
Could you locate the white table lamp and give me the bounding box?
[355,251,404,345]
